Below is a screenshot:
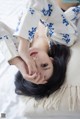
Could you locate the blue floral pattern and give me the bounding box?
[29,8,35,15]
[0,35,8,40]
[72,6,80,15]
[4,35,8,39]
[41,4,53,16]
[40,20,54,37]
[61,33,70,43]
[14,0,79,46]
[61,14,69,26]
[47,23,54,37]
[0,36,2,40]
[75,30,78,35]
[15,18,21,32]
[71,6,80,21]
[28,27,37,40]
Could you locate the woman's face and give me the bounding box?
[29,48,53,81]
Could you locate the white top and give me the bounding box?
[13,0,80,46]
[0,22,19,61]
[0,1,80,62]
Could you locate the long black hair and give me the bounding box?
[14,41,70,99]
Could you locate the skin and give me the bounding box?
[28,47,53,83]
[56,0,78,10]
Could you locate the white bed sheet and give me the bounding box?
[0,0,80,119]
[0,0,27,30]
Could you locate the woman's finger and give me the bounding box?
[27,62,37,75]
[37,76,47,84]
[33,73,41,83]
[23,72,37,81]
[23,72,47,85]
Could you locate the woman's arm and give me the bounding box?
[17,36,38,75]
[9,56,46,84]
[9,56,38,80]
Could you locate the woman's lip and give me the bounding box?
[29,48,38,56]
[30,51,38,56]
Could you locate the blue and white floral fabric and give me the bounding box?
[13,0,80,46]
[0,22,19,61]
[0,0,80,62]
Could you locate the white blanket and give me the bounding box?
[0,0,80,119]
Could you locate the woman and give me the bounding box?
[14,23,70,99]
[14,0,80,97]
[0,2,79,98]
[13,0,79,80]
[10,2,80,85]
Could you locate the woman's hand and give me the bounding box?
[9,56,47,84]
[18,36,38,75]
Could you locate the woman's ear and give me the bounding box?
[50,57,54,62]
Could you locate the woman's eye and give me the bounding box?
[41,63,48,68]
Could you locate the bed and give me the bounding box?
[0,0,80,119]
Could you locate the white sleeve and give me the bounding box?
[0,22,19,63]
[13,0,44,42]
[65,5,80,24]
[46,3,79,46]
[0,36,19,63]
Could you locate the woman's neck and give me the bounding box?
[31,35,49,53]
[30,23,49,52]
[57,0,78,10]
